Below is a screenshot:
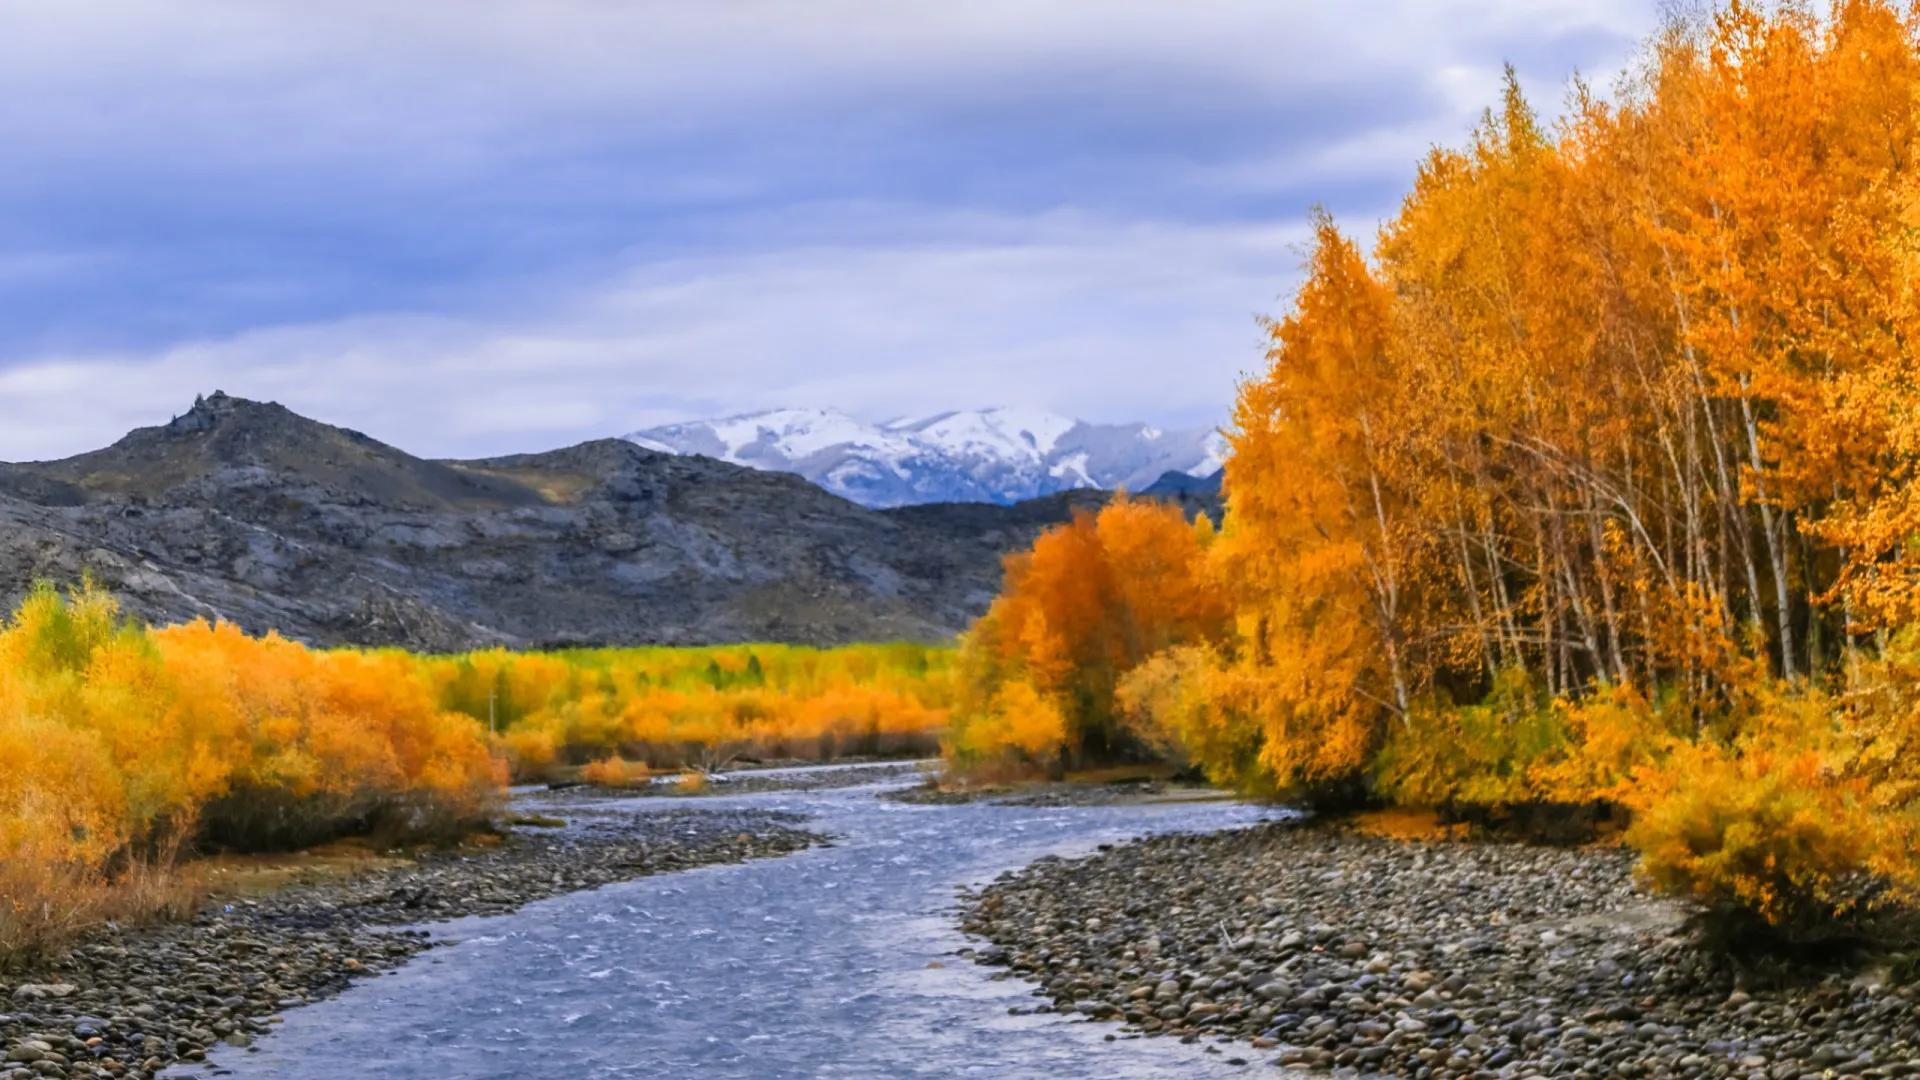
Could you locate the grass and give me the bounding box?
[195,837,418,901]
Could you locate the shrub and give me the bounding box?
[0,855,201,971]
[581,756,652,788]
[949,681,1069,776]
[0,582,504,960]
[1530,683,1685,806]
[0,582,952,960]
[1373,669,1563,809]
[1625,684,1920,937]
[434,643,953,775]
[1115,645,1271,794]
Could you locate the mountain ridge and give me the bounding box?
[625,406,1224,508]
[0,393,1213,650]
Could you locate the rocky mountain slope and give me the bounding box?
[0,393,1147,650]
[1139,467,1224,499]
[627,407,1225,507]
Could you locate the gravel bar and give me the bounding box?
[959,820,1920,1078]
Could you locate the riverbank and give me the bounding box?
[885,771,1228,807]
[557,759,931,800]
[960,820,1920,1076]
[1,805,817,1080]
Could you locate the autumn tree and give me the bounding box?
[952,497,1230,772]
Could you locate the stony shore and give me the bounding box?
[2,805,817,1080]
[960,821,1920,1078]
[560,759,930,800]
[884,776,1225,807]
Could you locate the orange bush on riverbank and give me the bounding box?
[0,582,502,963]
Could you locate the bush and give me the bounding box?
[1115,645,1271,794]
[1373,668,1562,809]
[581,756,652,788]
[434,644,954,776]
[1625,684,1920,937]
[948,681,1068,776]
[0,582,503,960]
[0,582,952,960]
[0,855,201,971]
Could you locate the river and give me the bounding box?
[182,768,1285,1079]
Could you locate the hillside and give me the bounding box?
[0,393,1123,649]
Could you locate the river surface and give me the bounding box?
[186,769,1285,1079]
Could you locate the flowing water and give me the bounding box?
[183,769,1286,1079]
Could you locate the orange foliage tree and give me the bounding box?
[951,496,1231,773]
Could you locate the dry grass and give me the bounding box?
[1350,807,1471,843]
[0,857,205,971]
[937,759,1048,790]
[1062,764,1177,785]
[455,464,597,505]
[195,837,415,901]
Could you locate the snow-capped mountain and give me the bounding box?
[625,408,1225,508]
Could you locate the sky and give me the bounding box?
[0,1,1662,461]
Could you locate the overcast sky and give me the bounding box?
[0,1,1660,461]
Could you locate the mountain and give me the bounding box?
[1139,467,1224,499]
[0,393,1119,651]
[626,407,1225,508]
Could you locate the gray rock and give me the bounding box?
[6,988,73,1002]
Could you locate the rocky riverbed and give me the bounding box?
[960,821,1920,1077]
[1,806,815,1080]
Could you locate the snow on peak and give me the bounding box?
[888,407,1078,462]
[624,407,1223,508]
[626,434,676,454]
[1048,451,1094,486]
[1191,430,1230,477]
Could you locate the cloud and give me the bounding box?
[0,1,1661,457]
[0,207,1305,459]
